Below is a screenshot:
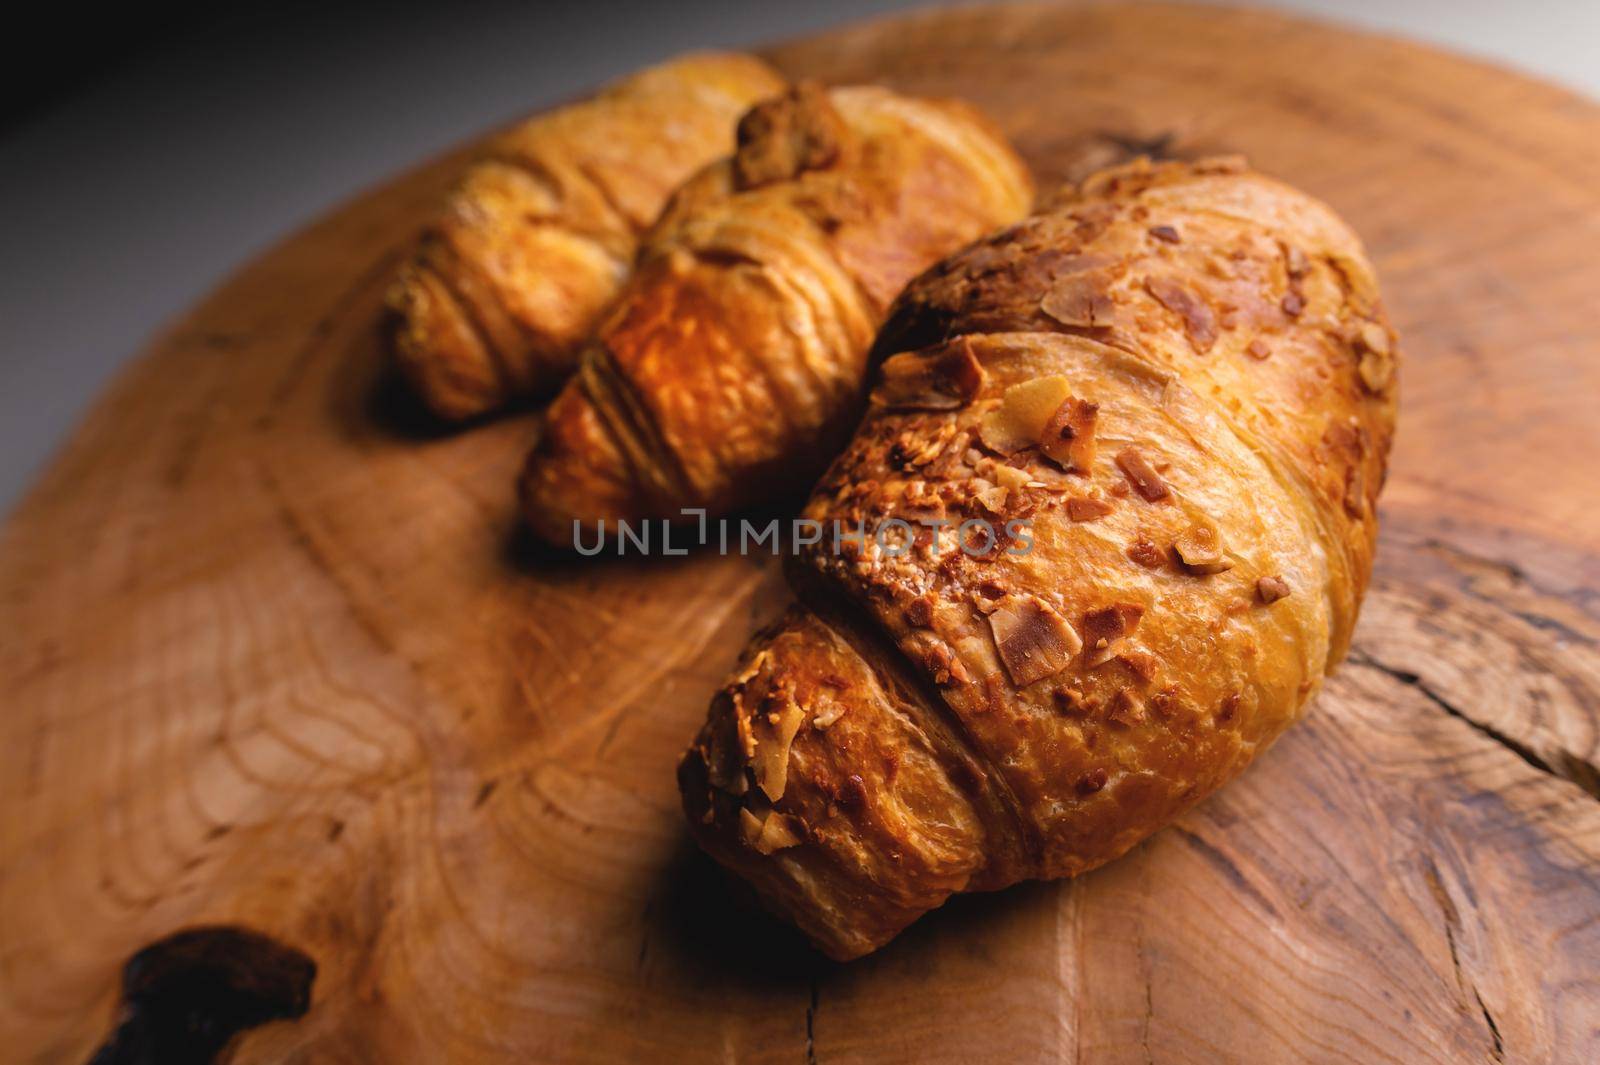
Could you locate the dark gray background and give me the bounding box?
[2,0,1595,515]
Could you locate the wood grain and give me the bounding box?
[5,3,1600,1061]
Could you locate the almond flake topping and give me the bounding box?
[1083,602,1145,668]
[903,596,934,628]
[1174,518,1233,574]
[1107,688,1146,727]
[740,808,804,854]
[1053,687,1089,715]
[974,482,1009,517]
[994,464,1029,490]
[1118,647,1159,682]
[1067,496,1114,522]
[1115,448,1171,502]
[872,342,986,410]
[987,595,1082,687]
[1357,354,1391,393]
[980,376,1073,455]
[812,701,848,729]
[1355,321,1395,393]
[751,697,807,801]
[1345,464,1368,519]
[1040,396,1100,473]
[1284,244,1310,278]
[1128,538,1166,568]
[1256,575,1292,604]
[1145,276,1217,352]
[1083,602,1145,647]
[1041,273,1117,328]
[1357,320,1391,355]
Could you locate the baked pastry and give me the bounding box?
[518,84,1033,543]
[388,52,786,420]
[678,157,1398,959]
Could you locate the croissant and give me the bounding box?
[678,157,1399,960]
[387,52,786,420]
[517,84,1032,543]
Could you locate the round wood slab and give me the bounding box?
[5,3,1599,1062]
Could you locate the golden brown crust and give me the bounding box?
[518,85,1033,543]
[679,158,1399,959]
[388,52,786,421]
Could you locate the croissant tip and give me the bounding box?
[518,386,649,549]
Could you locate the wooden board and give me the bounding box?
[5,3,1600,1061]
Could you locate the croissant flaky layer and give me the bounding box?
[680,158,1398,960]
[387,52,785,420]
[518,84,1033,544]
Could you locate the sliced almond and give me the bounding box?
[1041,273,1116,328]
[1127,537,1167,568]
[903,596,935,628]
[974,482,1010,516]
[812,701,848,729]
[1117,647,1159,682]
[1039,397,1099,473]
[1082,602,1145,648]
[1357,320,1391,356]
[987,595,1082,687]
[1256,575,1292,604]
[1284,244,1311,278]
[1083,600,1145,669]
[755,812,804,854]
[738,807,765,847]
[1115,448,1171,502]
[751,697,807,801]
[1357,350,1393,393]
[1107,688,1146,727]
[872,342,986,410]
[994,464,1030,491]
[980,376,1073,455]
[1145,276,1217,352]
[1174,519,1233,574]
[739,807,805,854]
[1345,464,1368,519]
[1067,496,1114,522]
[1085,637,1125,669]
[1053,687,1090,715]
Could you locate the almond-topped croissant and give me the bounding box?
[678,157,1399,960]
[388,52,785,420]
[518,84,1033,542]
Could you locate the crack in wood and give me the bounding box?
[805,973,820,1065]
[1348,649,1600,802]
[1134,923,1154,1065]
[1416,536,1600,652]
[1422,855,1506,1062]
[1416,535,1600,623]
[1170,826,1279,920]
[1474,985,1506,1063]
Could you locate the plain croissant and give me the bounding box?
[518,84,1032,544]
[387,52,785,420]
[678,157,1398,960]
